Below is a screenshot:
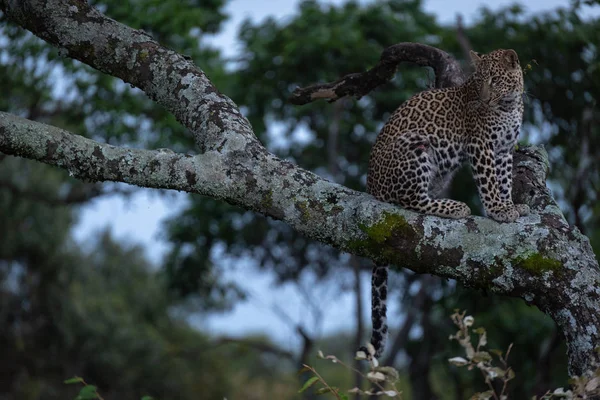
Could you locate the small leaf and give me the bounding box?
[355,350,367,360]
[477,330,487,347]
[315,387,333,395]
[76,385,98,400]
[375,366,400,381]
[507,368,515,380]
[463,316,474,327]
[141,396,155,400]
[298,377,320,393]
[486,367,506,379]
[470,390,494,400]
[490,349,503,357]
[317,350,325,359]
[298,366,311,375]
[464,343,476,359]
[471,351,493,363]
[64,377,84,385]
[448,357,469,366]
[366,372,386,382]
[339,394,349,400]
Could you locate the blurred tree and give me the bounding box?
[0,0,246,398]
[0,157,233,399]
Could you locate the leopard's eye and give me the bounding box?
[490,76,500,85]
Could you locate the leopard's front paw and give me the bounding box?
[487,206,519,223]
[514,203,530,216]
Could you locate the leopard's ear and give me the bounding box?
[470,50,482,66]
[502,49,520,70]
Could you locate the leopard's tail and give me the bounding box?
[357,263,388,359]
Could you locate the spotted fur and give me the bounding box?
[361,49,530,359]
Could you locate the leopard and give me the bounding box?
[357,49,530,360]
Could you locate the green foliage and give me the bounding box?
[0,149,291,398]
[0,0,236,299]
[64,376,156,400]
[435,294,568,398]
[448,311,600,399]
[298,376,320,393]
[0,0,229,150]
[301,350,402,399]
[306,311,599,399]
[1,210,230,398]
[448,310,515,399]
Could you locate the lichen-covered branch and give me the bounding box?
[2,111,599,375]
[290,43,466,105]
[1,0,599,377]
[0,0,252,154]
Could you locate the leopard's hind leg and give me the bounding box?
[374,133,471,219]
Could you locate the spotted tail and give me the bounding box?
[358,264,388,359]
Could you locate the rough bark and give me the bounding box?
[1,0,599,376]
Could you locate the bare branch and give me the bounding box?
[290,43,466,105]
[0,0,253,153]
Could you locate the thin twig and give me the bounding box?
[303,364,342,400]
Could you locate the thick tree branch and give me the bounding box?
[0,0,253,154]
[1,0,599,376]
[290,43,466,105]
[2,111,598,374]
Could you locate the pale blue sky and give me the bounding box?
[74,0,588,348]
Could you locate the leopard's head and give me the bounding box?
[470,49,523,105]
